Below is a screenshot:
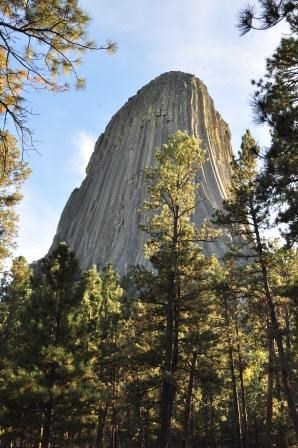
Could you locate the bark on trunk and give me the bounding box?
[250,200,298,436]
[159,271,176,448]
[96,403,108,448]
[223,297,242,448]
[159,210,179,448]
[209,389,218,448]
[275,370,289,448]
[110,397,119,448]
[228,344,243,448]
[160,381,176,448]
[235,320,249,448]
[41,397,53,448]
[266,326,274,448]
[183,351,197,448]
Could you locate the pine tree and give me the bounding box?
[76,263,124,448]
[214,267,245,448]
[141,130,218,447]
[95,264,123,448]
[238,0,298,245]
[14,243,84,447]
[0,134,30,271]
[214,130,298,437]
[237,0,297,34]
[0,256,32,445]
[0,255,31,357]
[0,251,128,446]
[252,37,298,245]
[0,0,116,153]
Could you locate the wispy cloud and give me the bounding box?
[71,131,96,177]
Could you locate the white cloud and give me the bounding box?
[71,131,96,177]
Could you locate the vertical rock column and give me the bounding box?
[50,71,233,271]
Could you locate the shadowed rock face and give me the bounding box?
[50,71,233,272]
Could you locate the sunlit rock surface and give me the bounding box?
[50,71,233,272]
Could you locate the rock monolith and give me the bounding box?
[50,71,233,271]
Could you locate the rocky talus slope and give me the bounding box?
[50,71,233,272]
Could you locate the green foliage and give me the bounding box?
[214,130,263,248]
[0,0,116,267]
[0,132,297,446]
[139,131,221,446]
[0,0,116,152]
[0,243,128,446]
[238,1,298,245]
[141,130,216,262]
[237,0,297,35]
[253,36,298,245]
[214,129,298,440]
[0,135,30,270]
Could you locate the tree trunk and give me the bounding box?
[183,351,197,448]
[202,387,209,447]
[223,298,243,448]
[250,201,298,436]
[275,370,289,448]
[159,381,176,448]
[159,212,179,448]
[228,344,243,448]
[41,396,53,448]
[235,320,249,448]
[284,306,291,356]
[266,325,274,448]
[209,389,218,448]
[159,270,176,448]
[266,284,298,436]
[96,403,108,448]
[142,404,150,448]
[111,401,118,448]
[276,424,289,448]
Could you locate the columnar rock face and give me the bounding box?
[50,71,233,272]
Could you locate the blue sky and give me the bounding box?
[15,0,287,262]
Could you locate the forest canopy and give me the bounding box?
[0,132,297,447]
